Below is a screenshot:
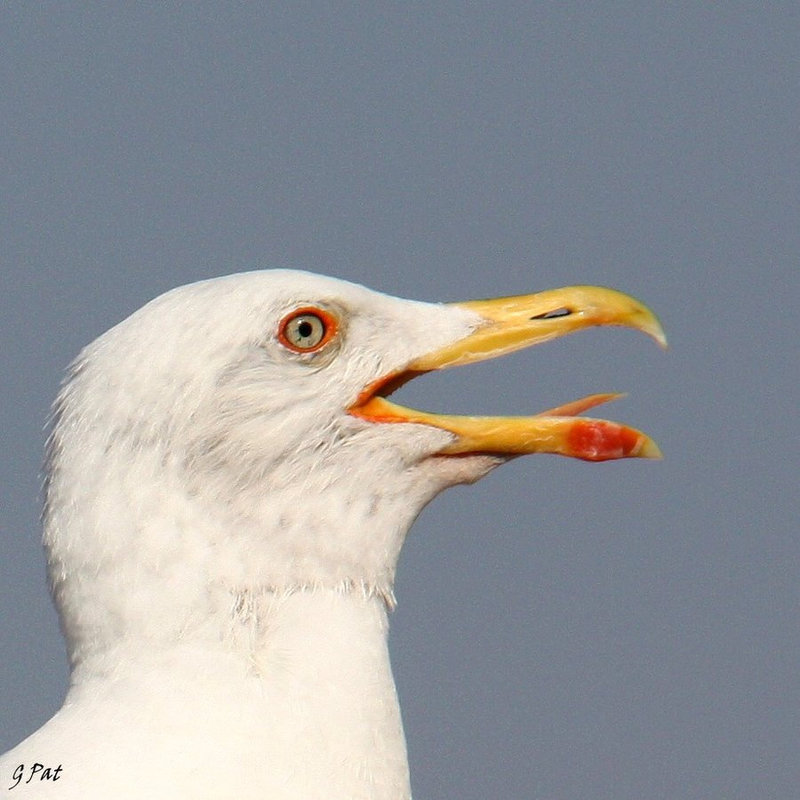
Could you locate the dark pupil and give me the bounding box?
[297,319,315,339]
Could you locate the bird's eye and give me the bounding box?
[278,308,338,352]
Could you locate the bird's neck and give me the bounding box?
[66,591,411,800]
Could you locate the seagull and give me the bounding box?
[0,270,665,799]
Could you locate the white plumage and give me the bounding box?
[1,270,664,798]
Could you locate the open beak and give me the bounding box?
[350,286,666,462]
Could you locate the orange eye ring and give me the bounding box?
[278,307,339,353]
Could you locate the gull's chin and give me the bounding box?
[421,452,506,488]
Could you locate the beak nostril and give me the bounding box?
[531,307,572,320]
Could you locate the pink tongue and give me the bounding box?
[537,393,623,418]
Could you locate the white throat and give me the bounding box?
[38,591,411,800]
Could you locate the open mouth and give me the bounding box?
[349,286,666,462]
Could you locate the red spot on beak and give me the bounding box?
[567,420,643,462]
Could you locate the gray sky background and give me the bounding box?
[1,5,797,799]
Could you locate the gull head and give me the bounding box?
[43,270,664,667]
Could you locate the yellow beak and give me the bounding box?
[350,286,666,462]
